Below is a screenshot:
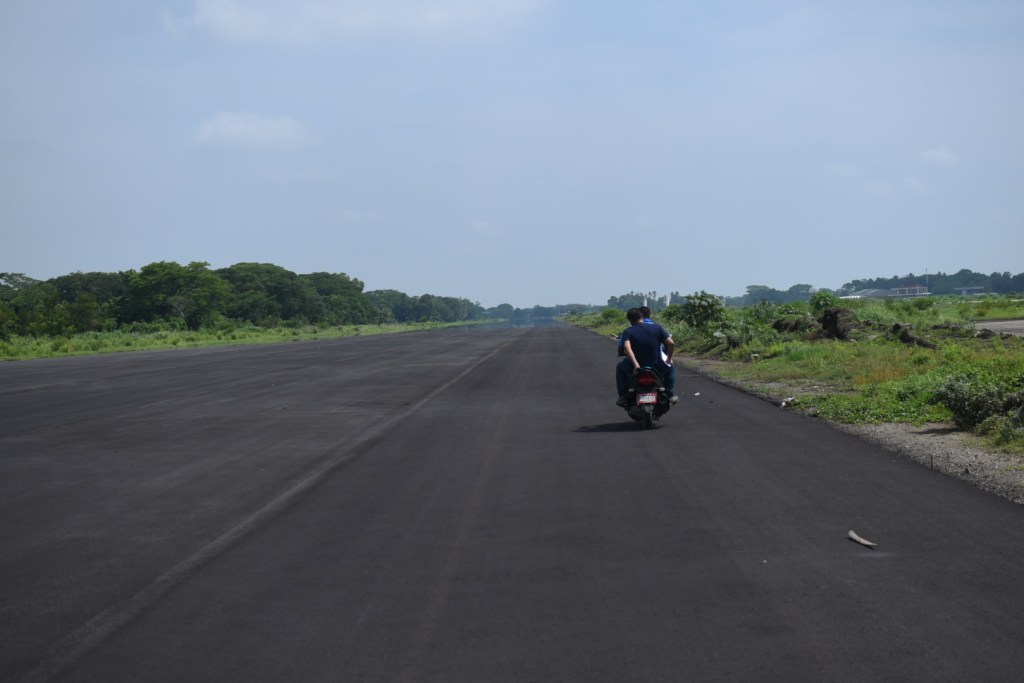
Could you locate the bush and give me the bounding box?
[745,301,778,325]
[680,291,726,336]
[977,412,1023,442]
[660,304,683,323]
[933,371,1024,429]
[810,291,841,316]
[599,308,624,325]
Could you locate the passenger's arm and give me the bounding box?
[623,340,640,370]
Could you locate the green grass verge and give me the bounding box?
[0,320,489,362]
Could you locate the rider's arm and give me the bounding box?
[663,336,675,364]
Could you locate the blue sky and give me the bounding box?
[2,1,1021,308]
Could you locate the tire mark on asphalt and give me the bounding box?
[20,331,527,683]
[396,334,536,681]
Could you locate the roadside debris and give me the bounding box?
[848,529,877,549]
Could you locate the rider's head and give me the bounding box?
[626,308,642,324]
[639,306,651,319]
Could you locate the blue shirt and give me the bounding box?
[618,318,655,349]
[621,322,671,367]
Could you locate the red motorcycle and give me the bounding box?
[622,366,672,429]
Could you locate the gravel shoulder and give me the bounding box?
[679,356,1024,506]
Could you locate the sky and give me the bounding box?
[1,1,1022,308]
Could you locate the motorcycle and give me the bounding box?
[622,366,672,429]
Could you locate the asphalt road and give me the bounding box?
[2,323,1023,682]
[979,319,1024,336]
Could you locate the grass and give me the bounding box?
[0,320,487,361]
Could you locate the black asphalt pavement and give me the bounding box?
[2,323,1023,682]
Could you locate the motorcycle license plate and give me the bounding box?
[638,392,658,405]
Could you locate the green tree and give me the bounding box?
[12,282,70,336]
[607,291,674,312]
[1,274,45,337]
[47,272,127,332]
[785,284,814,302]
[0,299,16,339]
[0,273,41,292]
[49,271,128,305]
[218,263,325,325]
[365,290,413,322]
[680,291,726,335]
[67,292,106,333]
[300,272,375,325]
[607,292,647,310]
[122,261,230,329]
[487,303,515,320]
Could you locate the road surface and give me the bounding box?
[979,319,1024,336]
[2,323,1023,682]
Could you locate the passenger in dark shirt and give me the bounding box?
[616,307,678,405]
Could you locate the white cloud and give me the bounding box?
[923,145,957,167]
[168,0,545,43]
[195,112,315,148]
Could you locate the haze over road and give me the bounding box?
[2,324,1023,682]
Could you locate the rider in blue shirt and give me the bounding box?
[616,307,677,406]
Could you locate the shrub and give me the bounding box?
[745,301,778,325]
[977,412,1023,441]
[810,291,841,316]
[660,304,683,323]
[680,291,726,336]
[933,371,1024,429]
[910,297,933,311]
[599,308,624,325]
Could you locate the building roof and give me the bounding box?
[841,289,892,299]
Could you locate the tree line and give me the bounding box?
[605,270,1024,311]
[836,269,1024,297]
[6,263,1018,340]
[0,262,521,339]
[720,270,1024,307]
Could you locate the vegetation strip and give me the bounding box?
[1,263,572,360]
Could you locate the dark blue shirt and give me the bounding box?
[617,318,655,350]
[621,322,671,367]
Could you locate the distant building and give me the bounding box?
[955,286,985,296]
[890,285,929,298]
[840,289,893,300]
[840,285,930,300]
